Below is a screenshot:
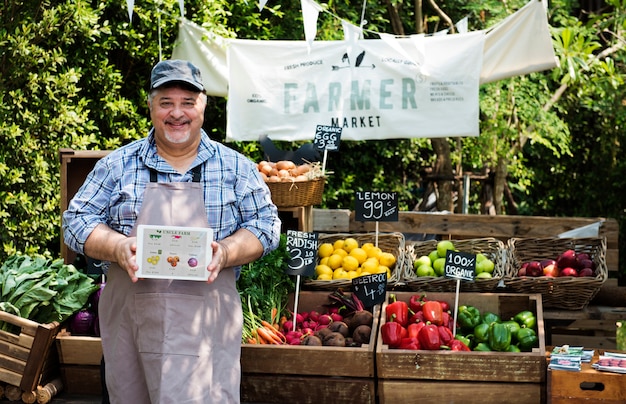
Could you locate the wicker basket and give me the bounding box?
[504,237,608,310]
[402,238,506,292]
[266,177,325,207]
[303,232,406,290]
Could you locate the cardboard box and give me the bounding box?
[0,311,60,392]
[241,291,380,404]
[376,292,546,403]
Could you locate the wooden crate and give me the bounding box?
[241,291,380,404]
[548,352,626,403]
[0,311,60,392]
[55,331,103,395]
[376,292,546,383]
[379,380,545,404]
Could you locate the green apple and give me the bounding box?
[433,257,446,276]
[428,249,440,264]
[413,255,432,270]
[416,264,435,277]
[437,240,455,258]
[476,253,487,263]
[475,271,493,279]
[476,258,495,274]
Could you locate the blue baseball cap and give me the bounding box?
[150,59,204,92]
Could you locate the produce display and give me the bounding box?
[381,293,539,352]
[0,254,100,334]
[517,249,597,278]
[256,160,324,183]
[314,236,396,281]
[411,240,495,279]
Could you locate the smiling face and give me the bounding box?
[148,85,207,151]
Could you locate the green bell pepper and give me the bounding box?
[481,311,501,325]
[513,310,536,330]
[505,344,521,352]
[458,305,481,331]
[517,327,538,351]
[473,342,492,351]
[455,334,472,349]
[502,320,522,342]
[488,322,511,351]
[473,322,490,343]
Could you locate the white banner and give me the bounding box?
[227,32,484,141]
[172,0,556,141]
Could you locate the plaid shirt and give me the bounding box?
[62,129,281,272]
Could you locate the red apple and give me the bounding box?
[560,267,578,277]
[540,259,556,268]
[577,258,595,271]
[517,263,527,277]
[542,263,560,277]
[526,261,543,277]
[556,249,577,269]
[579,267,595,277]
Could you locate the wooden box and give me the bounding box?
[240,291,380,404]
[55,331,103,395]
[376,292,546,404]
[548,357,626,403]
[0,311,60,392]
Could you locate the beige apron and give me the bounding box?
[99,167,242,404]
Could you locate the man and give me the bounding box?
[63,59,281,403]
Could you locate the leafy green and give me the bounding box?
[237,233,295,325]
[0,253,99,333]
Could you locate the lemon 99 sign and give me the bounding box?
[285,230,318,277]
[355,191,398,222]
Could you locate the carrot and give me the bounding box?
[247,337,257,344]
[270,307,278,324]
[257,327,281,344]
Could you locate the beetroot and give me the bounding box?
[70,309,95,336]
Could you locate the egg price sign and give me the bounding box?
[314,125,342,151]
[285,230,318,277]
[355,191,398,222]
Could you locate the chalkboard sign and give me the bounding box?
[285,230,318,277]
[351,273,387,308]
[354,191,398,222]
[444,250,476,281]
[314,125,342,151]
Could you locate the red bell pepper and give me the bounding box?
[449,339,471,351]
[398,337,420,350]
[441,311,451,328]
[409,310,425,324]
[418,324,441,350]
[438,325,454,345]
[439,300,450,312]
[386,294,409,327]
[408,294,425,312]
[381,321,404,348]
[407,322,424,339]
[422,300,443,326]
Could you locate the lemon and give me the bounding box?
[343,237,359,253]
[341,255,360,272]
[315,264,333,277]
[317,273,332,281]
[361,242,374,252]
[319,257,329,266]
[347,270,359,279]
[379,252,396,267]
[333,239,345,251]
[327,254,344,269]
[367,246,383,260]
[333,268,349,280]
[378,265,390,275]
[318,243,334,258]
[360,259,379,274]
[332,248,348,258]
[349,247,368,264]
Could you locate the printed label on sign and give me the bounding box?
[444,250,476,281]
[314,125,342,151]
[351,273,387,308]
[285,230,318,277]
[354,191,398,222]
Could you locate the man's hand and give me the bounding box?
[84,223,140,282]
[206,241,229,284]
[114,237,140,282]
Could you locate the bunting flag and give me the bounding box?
[301,0,323,48]
[259,0,269,11]
[127,0,134,21]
